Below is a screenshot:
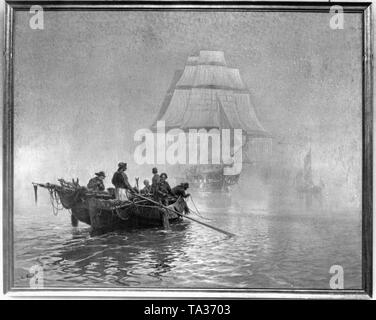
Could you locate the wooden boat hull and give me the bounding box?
[57,190,181,235]
[33,179,234,238]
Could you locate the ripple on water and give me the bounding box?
[13,205,362,289]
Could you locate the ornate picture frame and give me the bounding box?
[2,0,373,299]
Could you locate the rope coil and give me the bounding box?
[49,188,64,216]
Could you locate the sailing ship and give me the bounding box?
[153,50,271,192]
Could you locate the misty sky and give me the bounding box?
[13,10,363,209]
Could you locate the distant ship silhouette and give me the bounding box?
[153,50,272,192]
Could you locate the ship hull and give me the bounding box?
[176,173,240,193]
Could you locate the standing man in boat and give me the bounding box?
[111,162,133,200]
[151,167,160,200]
[156,173,174,205]
[87,171,106,192]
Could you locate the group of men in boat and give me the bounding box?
[87,162,190,205]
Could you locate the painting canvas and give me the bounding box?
[4,3,372,296]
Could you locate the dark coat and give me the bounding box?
[141,185,152,195]
[151,173,160,195]
[111,171,132,189]
[87,177,105,192]
[172,184,189,198]
[157,180,173,197]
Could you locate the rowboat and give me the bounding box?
[32,180,189,236]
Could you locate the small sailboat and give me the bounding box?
[295,149,325,208]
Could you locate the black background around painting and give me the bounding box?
[0,299,373,318]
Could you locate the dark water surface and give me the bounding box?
[14,195,362,289]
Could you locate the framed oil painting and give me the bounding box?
[2,1,373,299]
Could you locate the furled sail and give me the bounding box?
[152,50,271,183]
[153,50,268,137]
[176,65,246,90]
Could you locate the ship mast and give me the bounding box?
[152,51,271,185]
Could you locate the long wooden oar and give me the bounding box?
[132,193,235,237]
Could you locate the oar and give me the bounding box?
[132,193,235,237]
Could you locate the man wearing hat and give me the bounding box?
[87,171,106,192]
[172,182,190,199]
[156,172,174,205]
[111,162,133,200]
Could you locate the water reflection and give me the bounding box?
[14,194,362,289]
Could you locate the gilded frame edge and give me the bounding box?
[2,0,373,299]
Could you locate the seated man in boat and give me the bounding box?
[87,171,106,192]
[151,167,160,200]
[111,162,134,201]
[172,182,190,199]
[156,173,174,205]
[140,179,152,195]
